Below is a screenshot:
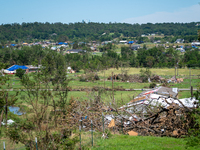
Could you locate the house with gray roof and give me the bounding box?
[66,49,86,54]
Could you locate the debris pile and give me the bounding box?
[116,86,198,137]
[168,76,184,83]
[118,97,198,137]
[150,75,165,83]
[107,74,144,83]
[62,86,198,138]
[67,99,114,131]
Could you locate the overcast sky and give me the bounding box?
[0,0,200,24]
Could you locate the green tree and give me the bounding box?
[15,68,25,79]
[6,53,78,149]
[186,84,200,148]
[146,56,155,68]
[57,34,68,42]
[0,63,18,128]
[72,42,78,49]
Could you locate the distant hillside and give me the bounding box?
[0,22,199,42]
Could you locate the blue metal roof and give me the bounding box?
[7,65,28,71]
[128,41,134,44]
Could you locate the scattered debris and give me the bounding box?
[128,131,138,136]
[1,119,15,125]
[108,119,115,128]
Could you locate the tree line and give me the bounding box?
[0,22,199,43]
[0,45,200,71]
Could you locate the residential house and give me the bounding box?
[131,45,141,50]
[175,39,184,43]
[66,49,86,54]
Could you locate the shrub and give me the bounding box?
[185,85,200,148]
[139,68,151,83]
[15,68,25,79]
[79,73,100,82]
[149,83,156,88]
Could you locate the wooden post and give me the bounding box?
[5,93,8,127]
[121,93,123,105]
[177,64,178,76]
[79,125,81,150]
[104,71,105,89]
[91,120,93,147]
[102,113,104,133]
[112,72,114,104]
[191,86,193,98]
[190,68,191,88]
[175,66,176,82]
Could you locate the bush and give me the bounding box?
[149,83,156,88]
[79,73,100,82]
[139,68,151,83]
[185,85,200,148]
[15,68,25,79]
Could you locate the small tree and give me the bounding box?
[7,52,78,149]
[186,84,200,148]
[139,68,151,83]
[15,68,25,79]
[0,63,18,128]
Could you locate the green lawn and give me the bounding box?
[12,90,141,107]
[92,135,197,150]
[68,80,150,89]
[0,138,26,150]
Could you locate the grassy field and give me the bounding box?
[3,67,200,107]
[2,67,199,109]
[97,68,200,77]
[92,134,197,150]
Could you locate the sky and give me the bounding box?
[0,0,200,24]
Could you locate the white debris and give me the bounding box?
[1,119,15,125]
